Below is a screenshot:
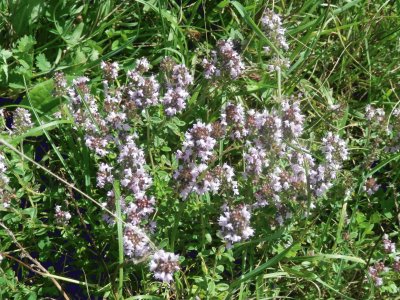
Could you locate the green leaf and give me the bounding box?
[73,47,87,65]
[205,233,212,243]
[229,244,295,290]
[16,35,36,53]
[166,122,182,136]
[263,271,290,279]
[172,117,185,126]
[18,59,30,69]
[217,0,230,8]
[8,0,45,35]
[66,23,84,47]
[216,283,229,291]
[23,207,36,218]
[7,120,72,144]
[38,239,46,250]
[36,53,52,72]
[89,49,99,61]
[0,48,11,81]
[0,49,12,61]
[150,116,163,124]
[28,292,37,300]
[19,79,59,114]
[290,253,366,264]
[1,64,8,81]
[125,296,164,300]
[8,82,25,89]
[113,181,124,296]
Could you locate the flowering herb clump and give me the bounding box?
[1,3,399,299]
[56,57,195,282]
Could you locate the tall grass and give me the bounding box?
[0,0,399,299]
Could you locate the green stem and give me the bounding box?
[200,198,205,250]
[113,180,124,299]
[277,68,282,100]
[171,201,183,251]
[145,110,155,171]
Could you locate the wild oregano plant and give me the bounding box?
[43,8,348,285]
[0,1,399,299]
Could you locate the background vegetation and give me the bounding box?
[0,0,399,299]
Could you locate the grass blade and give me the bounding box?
[229,243,295,290]
[113,180,124,298]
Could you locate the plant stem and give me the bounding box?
[113,180,124,299]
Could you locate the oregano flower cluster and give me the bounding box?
[56,56,195,282]
[51,8,351,282]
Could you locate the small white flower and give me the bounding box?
[12,108,33,135]
[123,224,150,259]
[261,9,289,51]
[149,250,180,283]
[382,234,396,253]
[203,40,244,80]
[55,205,72,225]
[101,61,119,81]
[218,204,254,248]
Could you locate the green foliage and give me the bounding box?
[1,0,400,299]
